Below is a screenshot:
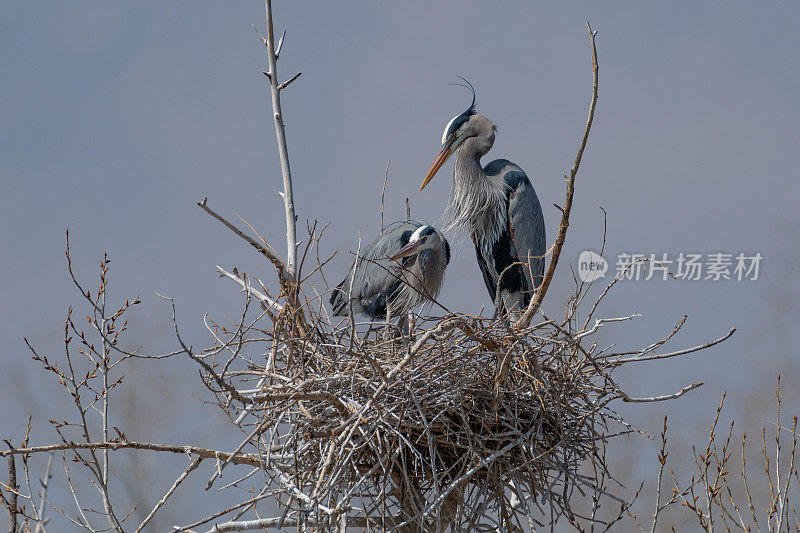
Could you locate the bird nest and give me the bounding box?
[200,265,731,531]
[271,317,611,530]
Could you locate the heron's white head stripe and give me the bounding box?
[442,114,461,145]
[410,224,432,242]
[441,112,474,145]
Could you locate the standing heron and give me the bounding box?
[330,221,450,327]
[419,79,545,316]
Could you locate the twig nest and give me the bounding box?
[238,314,629,529]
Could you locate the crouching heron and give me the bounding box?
[330,221,450,329]
[420,78,546,316]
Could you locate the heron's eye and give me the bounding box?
[422,237,428,243]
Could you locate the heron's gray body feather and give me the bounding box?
[449,137,546,314]
[500,162,546,290]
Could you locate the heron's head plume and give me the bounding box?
[440,76,477,144]
[455,75,476,113]
[420,78,498,191]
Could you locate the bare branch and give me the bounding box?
[277,71,301,91]
[216,265,283,312]
[607,328,737,366]
[621,381,703,403]
[200,515,402,532]
[515,21,599,329]
[135,457,202,533]
[205,421,271,490]
[6,454,17,533]
[274,29,286,58]
[0,442,259,467]
[197,198,287,280]
[171,488,276,532]
[380,161,390,232]
[264,0,298,277]
[33,452,54,533]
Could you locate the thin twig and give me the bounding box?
[622,382,703,403]
[33,452,54,533]
[135,457,202,533]
[216,265,283,312]
[381,161,390,232]
[198,199,287,280]
[278,71,302,91]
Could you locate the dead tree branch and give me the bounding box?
[197,199,287,281]
[135,456,202,533]
[0,442,259,467]
[515,22,599,329]
[6,454,16,533]
[264,0,298,278]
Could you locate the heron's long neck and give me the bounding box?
[446,136,506,239]
[454,137,487,184]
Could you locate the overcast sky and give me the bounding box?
[2,2,799,529]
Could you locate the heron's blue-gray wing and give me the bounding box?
[329,221,422,318]
[504,169,546,289]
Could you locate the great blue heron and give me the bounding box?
[419,79,545,316]
[330,221,450,327]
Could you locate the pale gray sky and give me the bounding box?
[2,2,799,529]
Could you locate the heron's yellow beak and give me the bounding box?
[388,241,420,261]
[420,142,455,191]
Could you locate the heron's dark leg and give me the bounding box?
[406,311,416,342]
[492,293,504,320]
[398,315,408,337]
[494,297,518,329]
[383,298,394,341]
